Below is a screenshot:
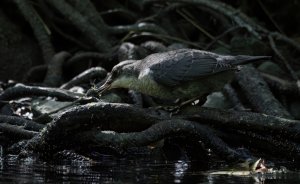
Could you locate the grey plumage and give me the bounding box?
[140,49,269,87]
[91,49,270,100]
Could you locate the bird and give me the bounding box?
[88,49,270,103]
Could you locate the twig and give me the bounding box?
[177,9,215,40]
[256,0,285,34]
[268,34,300,86]
[148,33,204,49]
[270,32,300,53]
[145,0,268,38]
[205,26,241,50]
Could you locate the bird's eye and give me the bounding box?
[110,69,119,78]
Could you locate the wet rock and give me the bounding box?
[31,99,74,117]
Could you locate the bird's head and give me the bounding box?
[96,60,138,94]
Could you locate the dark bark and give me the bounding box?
[0,9,40,81]
[0,115,44,132]
[0,123,37,140]
[60,67,107,89]
[81,119,248,161]
[23,102,167,157]
[178,106,300,143]
[0,84,83,108]
[43,51,71,87]
[261,72,300,96]
[45,0,112,52]
[235,66,292,118]
[13,0,55,64]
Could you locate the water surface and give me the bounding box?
[0,154,299,183]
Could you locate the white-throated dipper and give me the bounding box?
[88,49,270,101]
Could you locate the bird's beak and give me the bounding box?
[86,74,113,97]
[97,76,113,95]
[97,83,111,95]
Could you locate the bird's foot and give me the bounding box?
[148,105,181,117]
[162,105,181,116]
[148,95,208,117]
[151,96,207,116]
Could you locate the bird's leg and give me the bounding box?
[160,94,209,115]
[179,94,209,107]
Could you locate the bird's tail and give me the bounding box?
[231,55,271,65]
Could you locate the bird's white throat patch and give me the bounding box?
[138,68,151,79]
[110,76,139,89]
[110,68,166,97]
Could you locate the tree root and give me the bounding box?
[178,106,300,143]
[45,0,111,52]
[3,0,300,167]
[82,119,249,161]
[0,123,38,140]
[235,66,292,118]
[13,0,55,63]
[0,115,44,132]
[15,100,300,161]
[0,83,83,108]
[43,51,71,87]
[60,67,107,90]
[261,72,300,96]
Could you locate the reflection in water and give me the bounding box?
[0,154,299,183]
[173,160,189,183]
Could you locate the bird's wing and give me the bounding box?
[148,50,233,87]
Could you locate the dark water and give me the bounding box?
[0,154,300,183]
